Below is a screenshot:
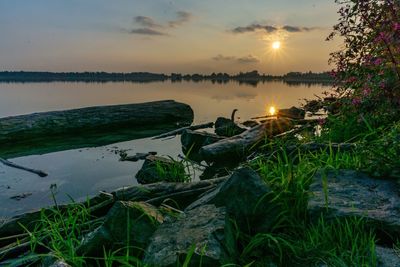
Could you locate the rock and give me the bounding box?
[242,120,259,128]
[181,130,224,161]
[214,117,246,137]
[120,152,157,162]
[186,168,279,233]
[76,201,163,256]
[135,155,187,184]
[277,106,305,120]
[48,260,72,267]
[308,170,400,234]
[143,204,237,266]
[304,100,322,113]
[376,246,400,267]
[199,163,233,180]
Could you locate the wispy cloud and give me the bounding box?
[212,54,260,64]
[212,54,236,61]
[231,23,316,34]
[237,55,260,64]
[232,24,277,34]
[134,16,162,28]
[128,11,193,36]
[168,11,193,28]
[130,28,166,35]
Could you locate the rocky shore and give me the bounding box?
[0,100,399,266]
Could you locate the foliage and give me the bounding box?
[327,0,400,129]
[242,142,372,266]
[154,157,193,183]
[358,121,400,178]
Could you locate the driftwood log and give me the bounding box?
[0,158,48,177]
[0,100,194,158]
[152,122,214,139]
[200,118,294,162]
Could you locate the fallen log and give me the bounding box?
[0,158,48,177]
[200,118,294,163]
[0,100,194,158]
[152,122,214,139]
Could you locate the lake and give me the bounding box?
[0,80,331,217]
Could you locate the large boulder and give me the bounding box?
[214,117,246,137]
[308,170,400,234]
[181,130,224,161]
[376,246,400,267]
[143,204,237,266]
[136,155,187,184]
[76,201,163,257]
[186,168,279,233]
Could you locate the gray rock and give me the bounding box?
[308,170,400,234]
[376,246,400,267]
[77,201,163,256]
[48,260,72,267]
[121,151,157,162]
[186,167,279,232]
[181,130,224,161]
[143,204,237,266]
[136,155,187,184]
[214,117,246,137]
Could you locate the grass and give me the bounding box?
[8,117,398,266]
[154,156,193,183]
[240,139,377,266]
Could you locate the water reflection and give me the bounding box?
[0,80,331,217]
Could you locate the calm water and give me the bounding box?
[0,81,330,217]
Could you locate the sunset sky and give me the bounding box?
[0,0,341,75]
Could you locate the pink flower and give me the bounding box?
[352,97,362,106]
[373,58,383,66]
[362,87,371,97]
[346,76,357,83]
[394,22,400,31]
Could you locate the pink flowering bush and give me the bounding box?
[327,0,400,130]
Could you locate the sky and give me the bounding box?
[0,0,341,75]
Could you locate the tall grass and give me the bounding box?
[242,141,376,266]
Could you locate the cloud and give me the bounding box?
[134,16,161,28]
[128,11,192,36]
[237,55,260,64]
[231,23,316,34]
[212,54,236,61]
[282,25,313,32]
[168,11,193,28]
[232,24,277,34]
[212,54,260,64]
[129,28,166,35]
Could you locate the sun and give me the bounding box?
[269,106,276,116]
[272,41,281,50]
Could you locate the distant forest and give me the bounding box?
[0,70,333,86]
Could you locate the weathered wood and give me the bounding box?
[0,158,48,177]
[152,122,214,139]
[113,176,228,202]
[200,119,294,162]
[0,100,194,158]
